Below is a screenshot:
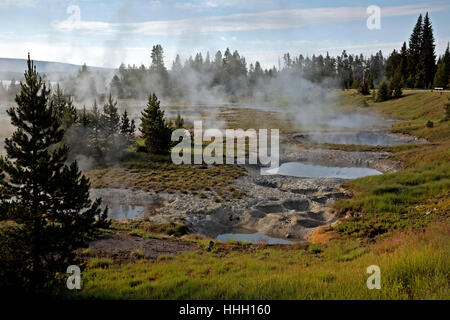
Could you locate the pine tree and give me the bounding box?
[89,100,103,157]
[150,45,169,96]
[408,14,423,86]
[102,94,120,153]
[389,70,403,98]
[174,112,184,129]
[50,84,67,119]
[120,110,136,146]
[0,55,108,292]
[400,42,409,85]
[49,84,77,129]
[419,13,436,88]
[68,105,91,157]
[433,44,450,88]
[79,105,91,128]
[376,81,389,102]
[110,74,122,98]
[140,93,172,154]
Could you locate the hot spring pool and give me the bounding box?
[263,162,382,179]
[217,231,293,244]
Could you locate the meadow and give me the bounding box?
[69,90,449,300]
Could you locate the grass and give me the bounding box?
[86,157,246,201]
[332,90,450,238]
[69,223,449,299]
[111,220,189,238]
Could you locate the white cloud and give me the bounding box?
[0,0,62,7]
[149,1,161,8]
[51,3,447,36]
[173,0,277,9]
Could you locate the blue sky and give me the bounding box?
[0,0,449,69]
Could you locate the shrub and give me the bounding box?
[376,81,389,102]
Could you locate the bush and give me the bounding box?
[426,120,434,128]
[140,93,173,155]
[376,81,389,102]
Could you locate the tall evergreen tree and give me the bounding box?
[419,13,436,88]
[79,105,91,128]
[119,110,136,146]
[49,84,77,129]
[150,45,169,96]
[0,55,108,292]
[408,14,423,87]
[140,93,172,154]
[174,112,184,129]
[110,74,122,98]
[102,94,120,154]
[88,100,103,157]
[400,42,409,80]
[433,44,450,88]
[102,94,120,138]
[67,105,91,157]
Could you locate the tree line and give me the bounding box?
[106,13,448,103]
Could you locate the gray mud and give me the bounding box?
[90,129,406,242]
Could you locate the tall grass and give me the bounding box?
[70,224,449,300]
[334,91,450,237]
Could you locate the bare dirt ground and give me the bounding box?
[83,231,198,263]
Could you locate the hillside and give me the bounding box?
[0,57,114,81]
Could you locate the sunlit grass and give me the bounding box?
[86,159,246,201]
[333,90,450,238]
[70,223,449,300]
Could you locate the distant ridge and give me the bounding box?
[0,58,115,80]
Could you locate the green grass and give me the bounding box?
[86,158,246,201]
[111,220,189,238]
[333,90,450,238]
[69,223,449,299]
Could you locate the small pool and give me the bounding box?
[217,231,293,244]
[102,204,146,220]
[263,162,382,179]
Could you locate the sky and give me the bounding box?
[0,0,449,69]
